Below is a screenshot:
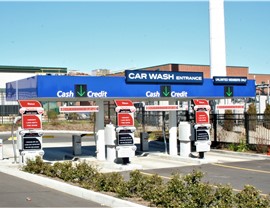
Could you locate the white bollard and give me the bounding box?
[169,127,178,156]
[106,146,117,162]
[105,123,117,162]
[169,104,178,156]
[179,122,192,157]
[0,139,3,160]
[96,130,106,160]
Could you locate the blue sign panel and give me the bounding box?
[213,76,247,85]
[5,75,256,101]
[125,70,203,84]
[6,76,37,100]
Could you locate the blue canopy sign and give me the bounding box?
[5,75,256,101]
[213,76,247,85]
[125,70,203,84]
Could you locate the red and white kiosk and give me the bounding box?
[114,100,137,164]
[16,100,44,164]
[192,99,212,158]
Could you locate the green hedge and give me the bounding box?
[23,157,270,208]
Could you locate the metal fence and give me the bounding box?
[211,113,270,146]
[0,105,20,124]
[134,109,270,147]
[1,100,269,148]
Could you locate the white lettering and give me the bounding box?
[149,73,174,80]
[229,78,240,82]
[128,73,147,80]
[171,91,188,98]
[57,90,74,97]
[176,76,202,81]
[87,91,107,97]
[146,91,160,97]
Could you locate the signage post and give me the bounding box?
[192,99,212,159]
[59,105,100,157]
[17,100,44,164]
[114,100,137,165]
[145,103,181,155]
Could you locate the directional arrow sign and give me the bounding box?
[160,86,171,97]
[75,84,87,97]
[224,86,234,97]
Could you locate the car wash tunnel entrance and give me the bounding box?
[6,70,256,163]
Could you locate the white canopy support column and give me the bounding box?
[95,100,106,160]
[169,100,178,156]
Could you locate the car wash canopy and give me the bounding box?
[6,70,255,101]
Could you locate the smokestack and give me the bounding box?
[209,0,227,77]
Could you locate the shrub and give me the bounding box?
[22,156,50,174]
[23,158,270,208]
[159,173,186,207]
[247,103,257,131]
[140,173,164,202]
[183,170,215,208]
[53,161,76,182]
[47,110,58,124]
[212,184,235,207]
[235,185,270,208]
[95,172,125,193]
[127,170,148,196]
[228,136,249,152]
[253,136,269,153]
[263,104,270,129]
[68,113,79,121]
[73,161,100,182]
[223,110,234,131]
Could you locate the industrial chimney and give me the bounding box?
[209,0,227,77]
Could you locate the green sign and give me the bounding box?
[224,86,233,97]
[75,84,87,97]
[160,86,171,97]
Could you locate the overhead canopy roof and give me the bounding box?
[5,71,256,102]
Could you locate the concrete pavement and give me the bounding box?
[1,135,270,207]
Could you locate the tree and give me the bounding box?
[223,110,234,131]
[247,103,257,131]
[263,103,270,129]
[47,110,58,124]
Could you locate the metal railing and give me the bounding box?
[211,113,270,146]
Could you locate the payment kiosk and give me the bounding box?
[191,99,212,158]
[114,100,137,164]
[17,100,44,165]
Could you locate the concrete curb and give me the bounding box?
[145,152,218,165]
[211,149,270,159]
[147,140,270,161]
[43,130,93,135]
[0,130,94,136]
[0,165,148,208]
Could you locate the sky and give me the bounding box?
[0,1,269,74]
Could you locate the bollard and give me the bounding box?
[178,122,192,157]
[0,139,3,160]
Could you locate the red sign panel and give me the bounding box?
[19,100,42,108]
[145,105,180,111]
[216,105,244,110]
[193,99,209,106]
[195,111,210,124]
[22,114,42,130]
[117,113,134,127]
[114,99,136,113]
[59,106,99,112]
[114,100,133,107]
